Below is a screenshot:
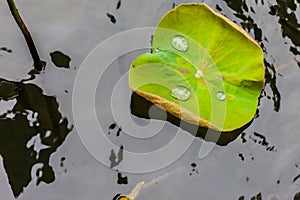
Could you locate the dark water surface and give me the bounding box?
[0,0,300,199]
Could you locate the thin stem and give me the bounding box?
[6,0,44,71]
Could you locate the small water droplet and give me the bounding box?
[171,35,188,52]
[171,86,191,101]
[216,91,226,101]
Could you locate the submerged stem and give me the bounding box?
[6,0,44,71]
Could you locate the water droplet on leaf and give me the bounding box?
[216,91,226,101]
[171,86,191,101]
[171,35,188,52]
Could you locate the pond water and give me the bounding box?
[0,0,300,199]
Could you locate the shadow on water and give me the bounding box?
[0,78,73,197]
[130,92,251,146]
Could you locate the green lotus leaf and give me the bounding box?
[129,3,264,132]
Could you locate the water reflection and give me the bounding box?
[0,78,72,197]
[271,0,300,62]
[130,92,251,146]
[249,132,277,152]
[222,0,284,112]
[109,145,124,168]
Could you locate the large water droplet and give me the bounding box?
[171,86,191,101]
[216,91,226,101]
[171,35,188,52]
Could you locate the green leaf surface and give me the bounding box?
[129,3,264,131]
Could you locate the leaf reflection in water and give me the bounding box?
[0,78,73,197]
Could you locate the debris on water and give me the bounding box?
[0,47,12,53]
[293,174,300,183]
[109,122,117,130]
[191,163,196,168]
[116,127,122,137]
[117,172,128,185]
[60,157,67,173]
[50,51,71,68]
[116,0,121,10]
[107,12,117,24]
[60,157,66,167]
[249,132,277,152]
[189,162,199,176]
[108,122,122,136]
[238,153,245,161]
[246,176,250,182]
